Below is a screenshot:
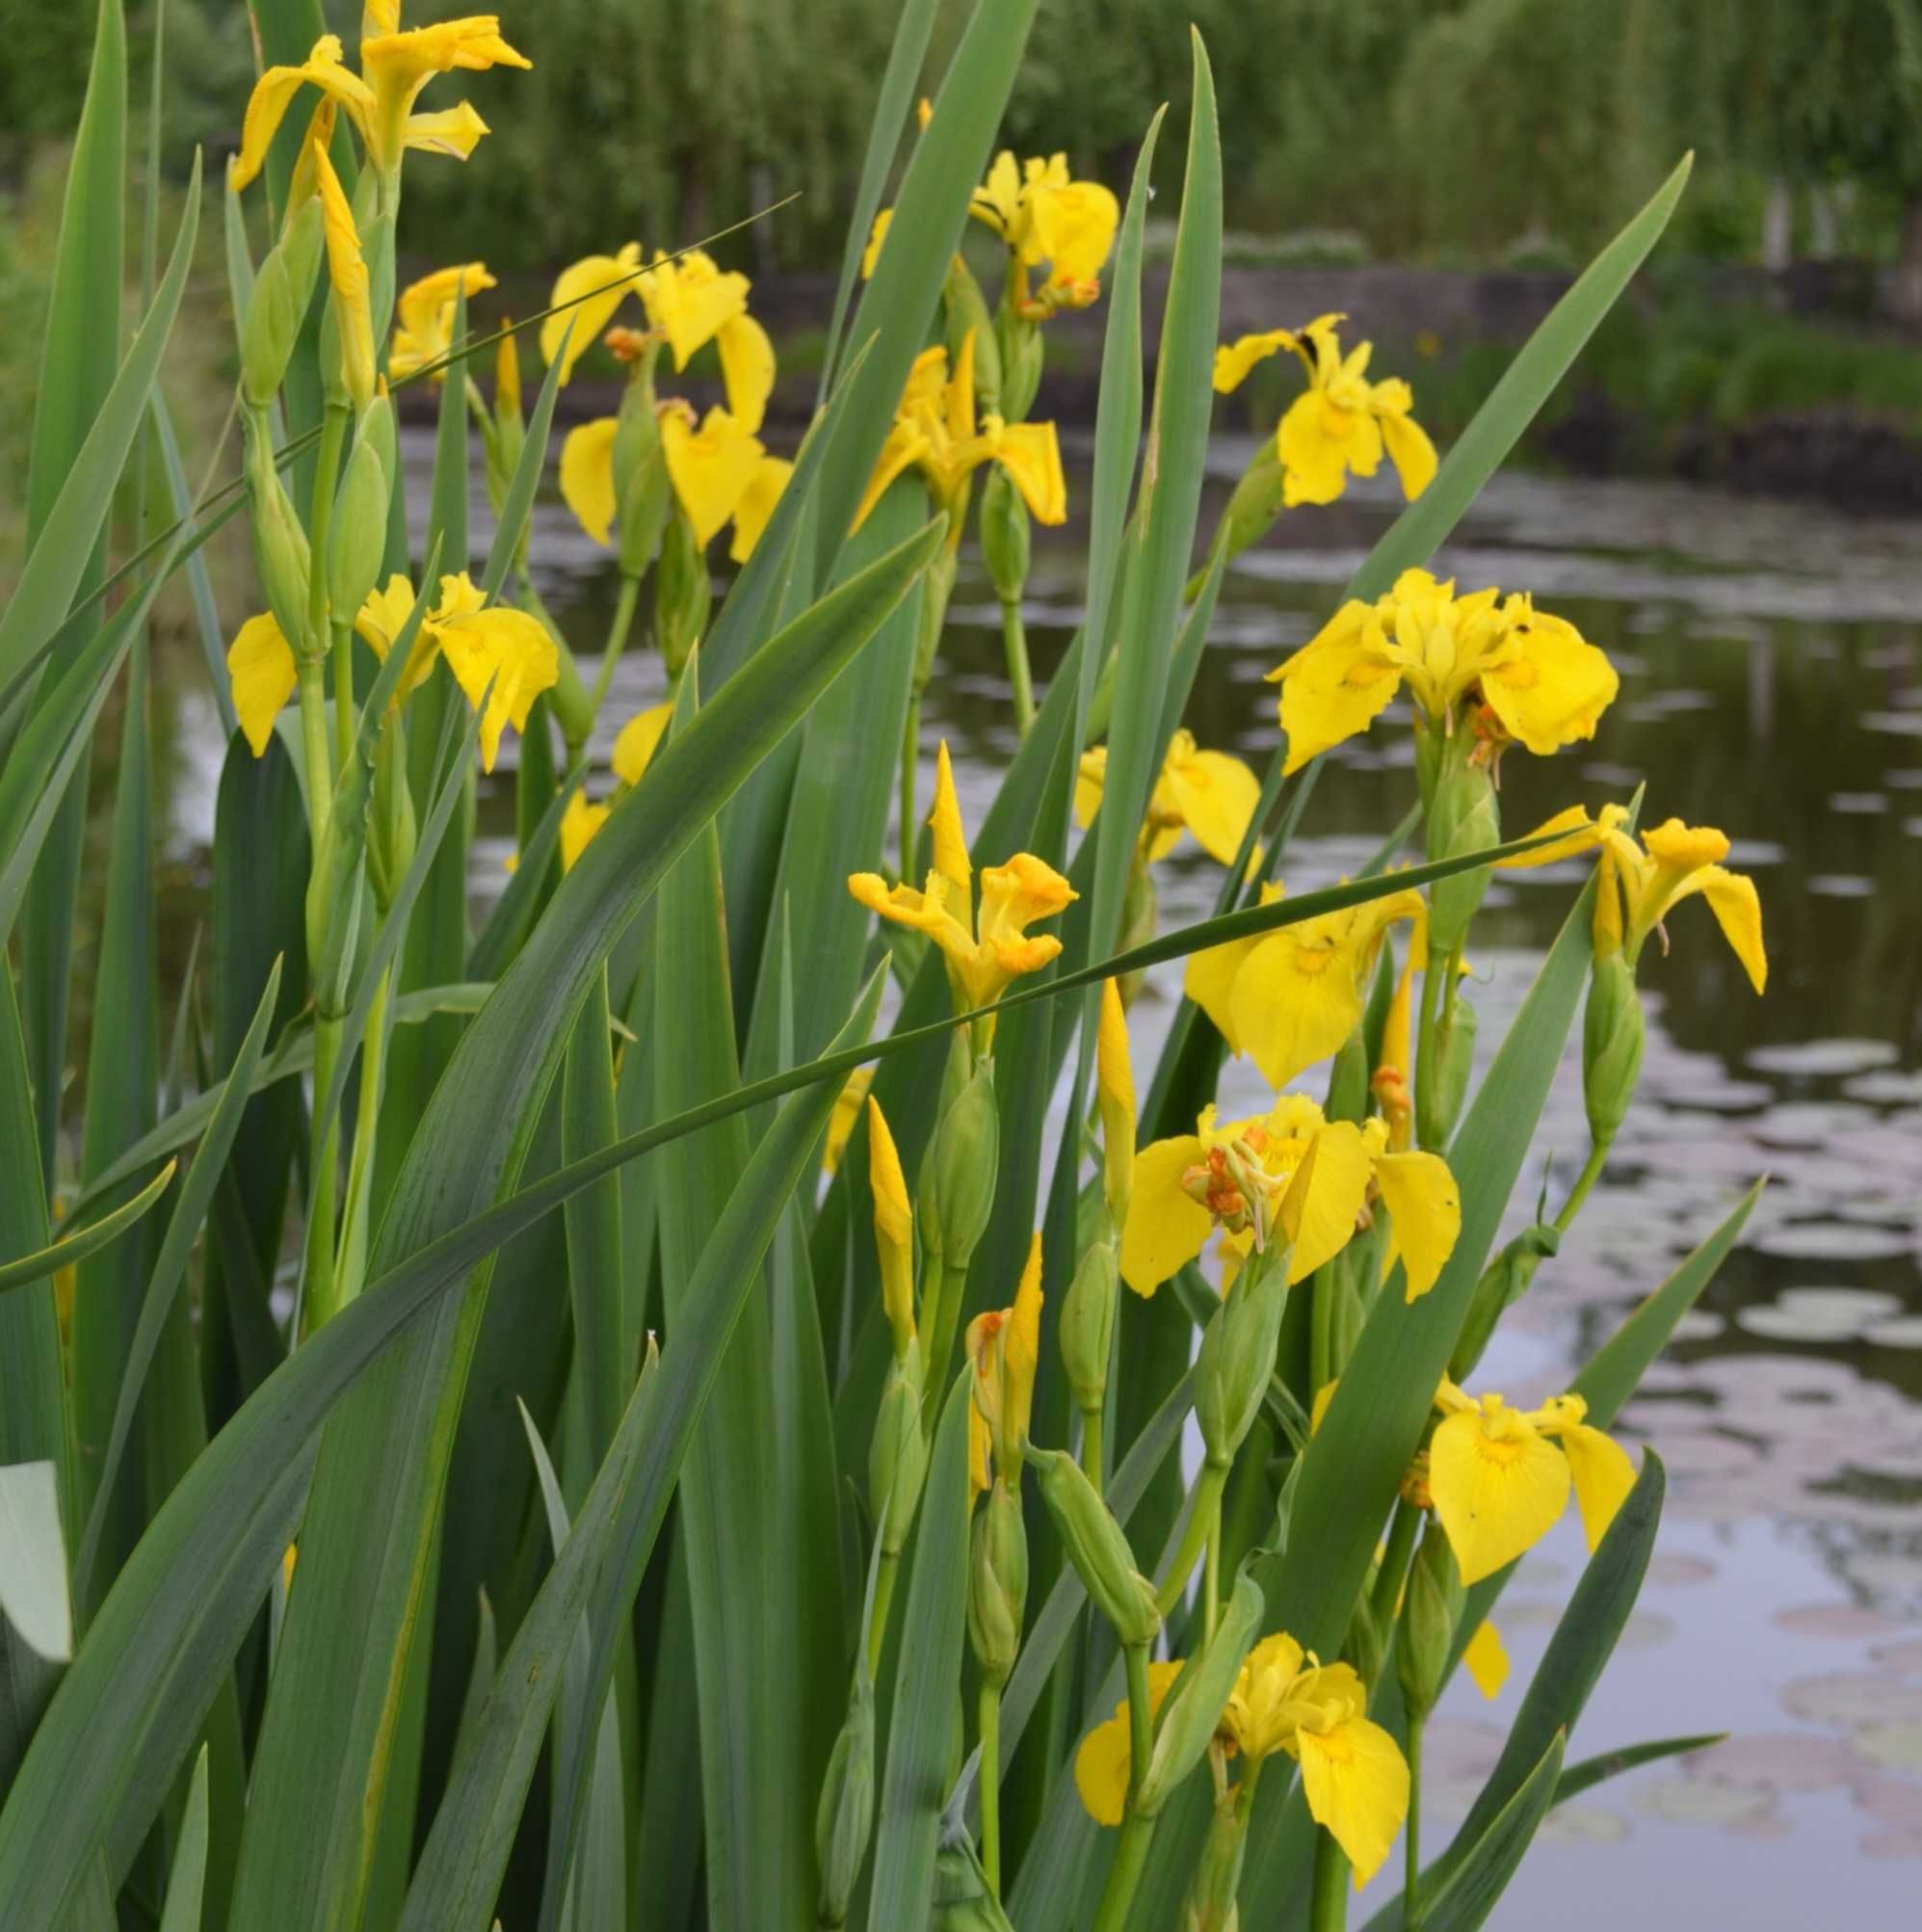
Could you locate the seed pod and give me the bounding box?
[1450,1221,1558,1383]
[979,464,1030,606]
[240,197,323,410]
[1059,1239,1118,1416]
[869,1347,929,1557]
[1029,1445,1160,1648]
[328,431,392,624]
[967,1481,1028,1689]
[1397,1522,1464,1720]
[920,1060,998,1276]
[1194,1241,1288,1467]
[1582,953,1645,1145]
[654,506,710,681]
[815,1675,875,1929]
[1136,1572,1264,1816]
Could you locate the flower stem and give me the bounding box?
[866,1548,898,1681]
[1553,1135,1613,1234]
[922,1257,965,1432]
[330,618,355,776]
[331,966,391,1310]
[978,1680,1003,1897]
[1092,1644,1158,1932]
[1404,1707,1426,1929]
[1079,1402,1105,1498]
[1155,1458,1228,1618]
[899,689,921,881]
[303,1012,342,1339]
[1000,595,1035,737]
[586,571,641,727]
[1368,1497,1422,1632]
[1413,947,1448,1151]
[1309,1825,1350,1932]
[1203,1487,1222,1642]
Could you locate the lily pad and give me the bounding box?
[1748,1040,1901,1078]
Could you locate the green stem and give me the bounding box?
[1155,1458,1228,1619]
[1311,1262,1337,1396]
[866,1549,899,1681]
[899,688,922,881]
[1553,1135,1613,1234]
[303,1013,342,1338]
[978,1680,1003,1898]
[330,618,355,776]
[922,1257,966,1430]
[1404,1707,1425,1930]
[1203,1489,1222,1642]
[1413,945,1447,1152]
[296,659,334,844]
[1092,1644,1158,1932]
[1309,1822,1350,1932]
[1368,1497,1422,1632]
[1000,595,1035,736]
[1079,1402,1106,1498]
[304,400,350,661]
[331,966,390,1310]
[586,571,642,728]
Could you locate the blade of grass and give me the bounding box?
[0,1162,177,1297]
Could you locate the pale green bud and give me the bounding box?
[244,428,313,656]
[979,464,1030,605]
[1417,992,1477,1151]
[943,255,1002,418]
[1450,1222,1558,1383]
[1029,1445,1160,1648]
[1221,443,1286,565]
[615,381,671,580]
[1343,1589,1386,1689]
[1059,1239,1118,1415]
[1423,745,1499,959]
[367,710,416,913]
[919,1061,998,1275]
[869,1346,929,1556]
[1194,1242,1288,1466]
[914,546,959,693]
[1397,1522,1464,1719]
[1136,1573,1264,1817]
[328,431,392,624]
[240,198,323,410]
[815,1676,875,1929]
[967,1481,1028,1689]
[305,781,370,1021]
[1583,953,1645,1145]
[933,1844,1015,1931]
[654,506,710,681]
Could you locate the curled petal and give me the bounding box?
[1297,1715,1410,1888]
[990,419,1067,525]
[1429,1405,1570,1586]
[717,312,776,435]
[1561,1425,1638,1553]
[559,418,619,547]
[1282,1121,1373,1285]
[226,613,299,756]
[1213,329,1301,394]
[613,702,672,787]
[1119,1135,1212,1297]
[541,244,643,383]
[1371,1150,1461,1301]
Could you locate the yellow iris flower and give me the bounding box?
[559,791,608,872]
[227,570,557,772]
[851,333,1067,537]
[1073,1660,1184,1827]
[822,1066,876,1176]
[971,151,1120,307]
[540,245,766,393]
[1119,1097,1459,1302]
[541,243,644,384]
[1074,729,1262,868]
[388,261,496,382]
[612,703,671,787]
[230,13,525,193]
[848,741,1075,1018]
[1215,313,1436,510]
[1185,880,1425,1093]
[1506,805,1767,993]
[1270,568,1619,776]
[965,1232,1043,1479]
[1428,1380,1638,1585]
[310,134,376,410]
[1223,1633,1410,1888]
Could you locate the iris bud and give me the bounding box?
[1423,992,1477,1150]
[614,383,671,580]
[1222,442,1286,565]
[979,465,1030,606]
[654,507,710,681]
[305,785,370,1021]
[1136,1573,1263,1817]
[1194,1241,1288,1467]
[240,197,323,410]
[1029,1445,1160,1648]
[920,1060,998,1276]
[815,1676,875,1929]
[869,1346,929,1557]
[933,1845,1016,1932]
[1423,747,1499,959]
[943,256,1002,418]
[1583,953,1645,1145]
[328,429,392,624]
[244,431,313,658]
[1397,1523,1464,1719]
[967,1481,1028,1690]
[1059,1239,1118,1416]
[1450,1222,1558,1383]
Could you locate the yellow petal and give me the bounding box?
[989,419,1067,525]
[638,249,751,370]
[540,244,642,384]
[226,613,299,757]
[1371,1150,1461,1301]
[559,418,619,548]
[1297,1715,1410,1889]
[230,37,376,193]
[1493,804,1605,871]
[1561,1425,1638,1553]
[727,453,792,566]
[1213,330,1300,394]
[969,1400,992,1504]
[359,16,530,173]
[1161,748,1261,866]
[867,1095,912,1253]
[1479,606,1619,755]
[661,407,765,548]
[1429,1405,1570,1586]
[822,1066,874,1176]
[1693,865,1767,995]
[1269,603,1403,775]
[613,702,672,787]
[1282,1121,1372,1285]
[1461,1620,1510,1700]
[1073,1662,1184,1827]
[559,790,609,872]
[1074,745,1107,831]
[403,99,489,161]
[928,741,973,913]
[1378,408,1437,499]
[860,207,893,279]
[313,140,376,410]
[850,421,930,535]
[433,582,559,772]
[1277,389,1377,508]
[717,312,776,435]
[1229,923,1366,1095]
[1030,180,1119,291]
[1006,1232,1043,1448]
[354,573,441,699]
[1119,1135,1211,1296]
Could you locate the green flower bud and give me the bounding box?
[1194,1241,1288,1467]
[367,710,417,913]
[244,427,313,657]
[1418,992,1477,1151]
[1118,860,1157,1007]
[1583,953,1645,1145]
[943,255,1002,418]
[328,431,392,625]
[654,505,710,680]
[869,1346,929,1556]
[1183,1791,1250,1932]
[1323,1024,1369,1125]
[996,317,1043,423]
[967,1481,1028,1689]
[933,1843,1015,1932]
[1060,1239,1118,1415]
[1450,1222,1558,1383]
[1221,443,1286,565]
[1136,1573,1264,1817]
[979,464,1030,606]
[1397,1522,1464,1719]
[1029,1445,1160,1648]
[815,1676,875,1929]
[914,546,959,693]
[1343,1589,1386,1689]
[240,197,323,410]
[305,783,371,1021]
[919,1060,998,1276]
[615,381,671,580]
[1423,744,1499,959]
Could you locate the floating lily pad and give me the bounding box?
[1737,1288,1906,1344]
[1750,1224,1913,1262]
[1783,1672,1922,1728]
[1865,1317,1922,1350]
[1806,875,1877,898]
[1777,1603,1915,1641]
[1634,1774,1777,1828]
[1829,793,1888,814]
[1748,1041,1901,1078]
[1845,1069,1922,1104]
[1539,1804,1630,1844]
[1856,1723,1922,1773]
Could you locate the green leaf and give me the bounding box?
[866,1370,972,1926]
[1554,1733,1725,1809]
[1410,1732,1567,1932]
[562,970,627,1469]
[229,517,944,1930]
[150,392,236,738]
[0,1464,71,1665]
[0,1162,177,1298]
[482,312,567,599]
[156,1747,209,1932]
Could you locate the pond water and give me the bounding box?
[152,436,1922,1922]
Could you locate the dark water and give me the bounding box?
[156,437,1922,1921]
